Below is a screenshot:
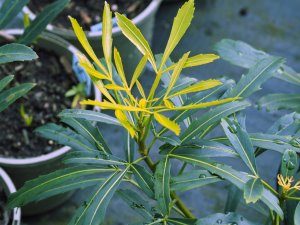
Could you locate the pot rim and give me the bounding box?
[23,0,162,38]
[0,29,101,167]
[0,167,21,225]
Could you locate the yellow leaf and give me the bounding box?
[114,48,128,87]
[130,55,148,89]
[164,54,220,72]
[92,80,115,103]
[159,97,240,111]
[102,2,113,76]
[69,17,108,75]
[154,113,181,136]
[164,52,190,98]
[136,80,146,99]
[115,13,157,70]
[115,110,136,138]
[163,99,175,109]
[159,0,195,70]
[104,84,127,91]
[80,100,149,112]
[168,79,223,98]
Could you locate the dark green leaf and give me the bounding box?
[160,139,238,158]
[267,112,300,136]
[124,131,135,163]
[280,149,298,177]
[118,189,153,221]
[69,168,128,225]
[59,109,121,126]
[0,43,38,64]
[63,150,126,166]
[35,123,97,152]
[132,164,154,198]
[171,170,220,192]
[197,212,260,225]
[168,154,283,217]
[258,94,300,112]
[154,157,171,215]
[8,166,114,208]
[244,178,264,204]
[214,39,300,85]
[0,83,35,112]
[225,56,284,98]
[0,75,14,92]
[61,117,111,154]
[221,118,257,175]
[158,135,181,146]
[0,0,30,29]
[181,101,250,144]
[18,0,70,45]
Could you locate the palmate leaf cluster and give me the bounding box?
[7,0,300,225]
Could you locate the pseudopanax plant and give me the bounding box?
[8,0,300,224]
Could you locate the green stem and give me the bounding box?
[285,196,300,201]
[261,180,279,196]
[138,140,195,219]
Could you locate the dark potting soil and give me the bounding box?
[0,188,9,225]
[0,48,76,158]
[28,0,152,30]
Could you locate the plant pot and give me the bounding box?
[0,167,21,225]
[0,29,101,215]
[23,0,162,77]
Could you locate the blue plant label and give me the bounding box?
[72,54,92,96]
[90,16,120,32]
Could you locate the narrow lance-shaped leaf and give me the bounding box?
[118,189,154,221]
[214,39,300,85]
[0,43,38,64]
[164,52,190,98]
[180,101,250,144]
[154,113,180,136]
[69,17,108,75]
[114,48,128,87]
[35,123,97,152]
[171,170,221,192]
[131,164,154,198]
[167,218,197,225]
[0,75,14,91]
[225,56,284,98]
[295,202,300,225]
[0,83,35,113]
[221,118,258,175]
[115,13,156,69]
[59,109,121,126]
[18,0,69,45]
[160,0,195,69]
[244,177,264,204]
[0,0,30,29]
[130,55,148,89]
[8,166,115,208]
[154,157,171,216]
[258,93,300,112]
[102,2,113,76]
[163,53,220,72]
[69,168,129,225]
[124,131,135,163]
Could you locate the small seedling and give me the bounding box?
[65,82,87,109]
[20,103,33,127]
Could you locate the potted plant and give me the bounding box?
[23,0,162,76]
[0,167,21,225]
[0,29,101,215]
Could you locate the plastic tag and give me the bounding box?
[72,54,92,96]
